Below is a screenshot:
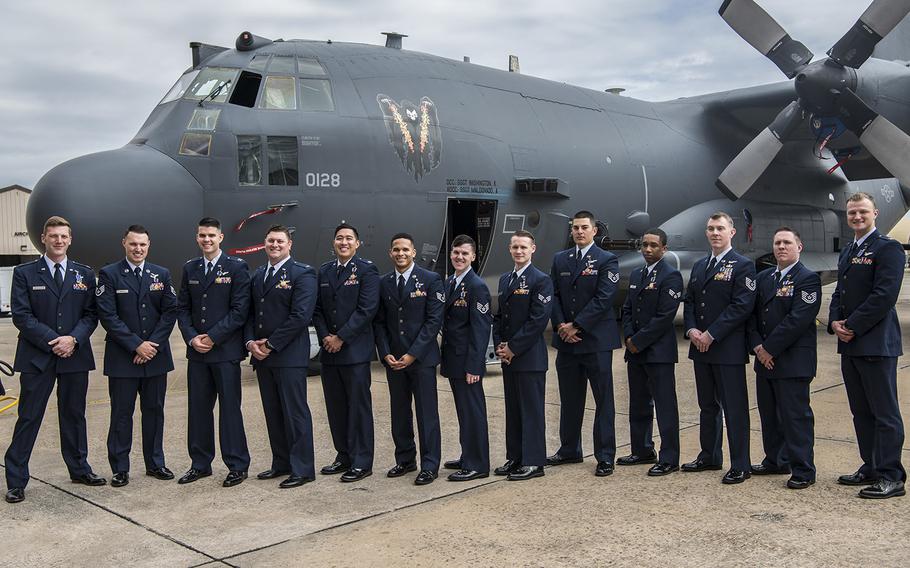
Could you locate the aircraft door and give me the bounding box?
[436,198,497,277]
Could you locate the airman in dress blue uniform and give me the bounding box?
[313,223,380,483]
[620,228,683,477]
[176,217,251,488]
[96,225,177,487]
[683,211,756,484]
[492,230,553,481]
[245,225,318,489]
[374,233,444,486]
[830,192,905,499]
[748,227,820,490]
[5,216,104,504]
[548,211,621,477]
[441,234,493,481]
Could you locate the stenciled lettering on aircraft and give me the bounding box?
[376,94,442,181]
[445,178,499,195]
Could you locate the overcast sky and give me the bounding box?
[2,0,867,188]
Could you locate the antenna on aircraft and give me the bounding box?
[605,88,626,95]
[508,55,520,73]
[382,32,407,49]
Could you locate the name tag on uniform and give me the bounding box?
[32,285,46,290]
[189,280,200,285]
[559,272,571,277]
[116,289,129,294]
[320,282,329,287]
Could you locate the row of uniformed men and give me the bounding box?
[3,192,905,503]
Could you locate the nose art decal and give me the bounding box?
[377,94,442,182]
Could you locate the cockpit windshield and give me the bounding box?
[160,70,200,105]
[182,67,239,103]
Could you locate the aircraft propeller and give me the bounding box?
[715,0,910,199]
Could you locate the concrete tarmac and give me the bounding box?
[1,277,909,567]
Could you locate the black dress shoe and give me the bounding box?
[414,470,438,485]
[387,462,418,478]
[443,459,462,470]
[507,465,545,481]
[257,468,290,480]
[447,469,489,482]
[721,468,751,484]
[859,479,906,499]
[647,463,679,477]
[320,461,350,475]
[546,453,584,466]
[595,461,614,477]
[787,477,816,490]
[111,472,130,487]
[751,463,790,475]
[493,460,521,476]
[341,468,372,482]
[71,472,107,486]
[616,451,658,466]
[178,468,212,484]
[681,458,723,472]
[837,469,880,486]
[146,467,174,481]
[5,488,24,503]
[279,475,314,489]
[223,471,248,487]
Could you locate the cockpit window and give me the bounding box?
[300,79,334,112]
[187,109,221,130]
[260,76,297,110]
[269,56,296,74]
[249,54,270,71]
[237,135,262,185]
[179,133,212,156]
[160,70,200,104]
[297,57,327,76]
[183,67,238,103]
[267,136,298,185]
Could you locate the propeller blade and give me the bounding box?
[838,88,910,188]
[716,101,804,200]
[828,0,910,68]
[719,0,813,78]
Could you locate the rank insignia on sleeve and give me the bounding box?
[170,285,177,296]
[608,271,619,283]
[668,289,681,299]
[801,290,817,304]
[745,277,756,291]
[436,291,445,303]
[476,301,489,314]
[96,285,105,297]
[538,294,551,304]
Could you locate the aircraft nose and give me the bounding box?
[27,145,204,272]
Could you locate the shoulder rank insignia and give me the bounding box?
[96,284,105,297]
[668,289,681,299]
[801,290,817,304]
[608,271,619,283]
[538,293,551,304]
[745,276,756,291]
[436,291,445,303]
[476,301,489,314]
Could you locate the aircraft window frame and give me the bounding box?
[178,133,212,157]
[267,136,299,186]
[187,108,221,131]
[237,135,263,186]
[249,54,271,71]
[160,70,200,104]
[297,57,327,76]
[269,56,296,74]
[182,67,239,103]
[299,78,335,112]
[260,76,298,110]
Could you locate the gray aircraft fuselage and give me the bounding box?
[26,33,910,304]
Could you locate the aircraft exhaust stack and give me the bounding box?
[382,32,407,49]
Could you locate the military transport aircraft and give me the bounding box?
[25,0,910,300]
